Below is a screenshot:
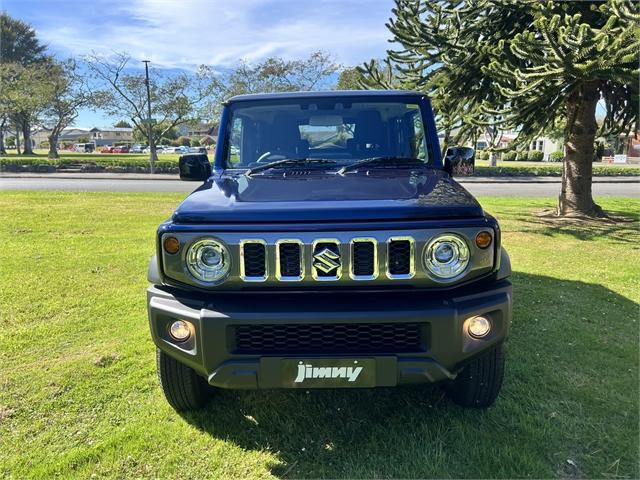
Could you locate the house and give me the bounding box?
[474,131,561,161]
[30,126,134,148]
[176,123,217,139]
[89,127,133,146]
[31,127,92,147]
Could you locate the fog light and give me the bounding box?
[169,320,191,342]
[468,316,491,338]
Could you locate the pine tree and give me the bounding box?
[360,0,639,217]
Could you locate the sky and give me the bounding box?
[3,0,395,127]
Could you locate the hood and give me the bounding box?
[172,169,483,224]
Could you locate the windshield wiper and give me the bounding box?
[247,158,336,176]
[338,156,427,174]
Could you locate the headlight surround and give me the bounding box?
[185,238,231,284]
[424,234,470,280]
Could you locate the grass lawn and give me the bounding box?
[0,192,638,479]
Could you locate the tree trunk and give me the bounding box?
[558,81,602,217]
[15,126,21,155]
[48,132,59,159]
[489,151,497,167]
[0,120,6,155]
[149,140,158,173]
[441,129,451,158]
[21,119,34,155]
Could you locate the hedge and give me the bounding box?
[2,155,639,177]
[476,150,489,160]
[527,150,544,162]
[549,150,564,162]
[502,151,517,162]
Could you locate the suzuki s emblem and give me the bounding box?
[313,247,341,275]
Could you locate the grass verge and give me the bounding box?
[0,193,638,479]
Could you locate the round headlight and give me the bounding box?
[186,238,231,284]
[424,234,469,280]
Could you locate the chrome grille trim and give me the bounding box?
[386,236,416,280]
[239,239,267,282]
[163,228,495,289]
[350,238,378,281]
[275,239,304,281]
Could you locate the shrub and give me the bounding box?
[502,151,517,161]
[549,150,564,162]
[200,135,216,146]
[191,138,201,147]
[476,149,488,160]
[176,136,191,147]
[527,150,544,162]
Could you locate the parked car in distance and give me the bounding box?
[188,147,207,154]
[148,90,512,413]
[130,144,146,153]
[74,143,95,153]
[112,145,130,153]
[99,145,115,153]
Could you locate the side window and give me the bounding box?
[411,108,426,161]
[228,117,242,166]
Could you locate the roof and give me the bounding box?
[90,127,133,132]
[226,89,425,103]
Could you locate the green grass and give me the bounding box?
[0,193,638,479]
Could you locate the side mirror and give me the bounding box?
[179,153,211,181]
[444,146,475,176]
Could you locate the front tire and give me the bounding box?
[445,344,505,408]
[156,349,211,411]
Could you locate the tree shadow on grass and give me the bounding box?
[507,208,639,245]
[180,273,639,479]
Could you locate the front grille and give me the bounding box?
[278,242,302,278]
[232,322,426,354]
[242,242,266,279]
[239,236,418,282]
[352,241,375,276]
[388,239,413,276]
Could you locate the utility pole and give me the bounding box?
[142,60,156,173]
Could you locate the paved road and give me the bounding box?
[0,176,638,197]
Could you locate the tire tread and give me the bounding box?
[156,349,210,411]
[446,344,505,408]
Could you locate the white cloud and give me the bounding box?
[36,0,394,69]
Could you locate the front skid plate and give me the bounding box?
[206,356,455,389]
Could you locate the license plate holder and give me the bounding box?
[282,358,375,388]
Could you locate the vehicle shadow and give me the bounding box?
[180,272,639,479]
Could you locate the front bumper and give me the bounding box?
[147,279,512,389]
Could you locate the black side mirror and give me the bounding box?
[179,153,211,181]
[444,147,475,176]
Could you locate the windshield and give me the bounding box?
[223,99,430,169]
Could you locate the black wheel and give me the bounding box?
[445,344,505,408]
[156,349,211,411]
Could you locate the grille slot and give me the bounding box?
[352,240,376,278]
[241,241,266,280]
[388,238,414,277]
[277,241,303,280]
[232,322,426,354]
